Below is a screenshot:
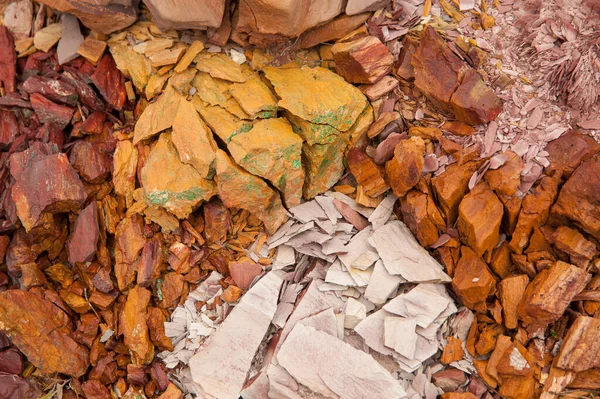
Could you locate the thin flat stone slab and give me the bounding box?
[133,85,185,144]
[190,271,284,399]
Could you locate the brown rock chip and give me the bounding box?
[332,36,394,84]
[549,226,596,266]
[450,69,503,125]
[347,147,389,197]
[545,130,600,178]
[119,286,154,365]
[68,202,99,264]
[485,151,524,196]
[498,275,529,330]
[452,246,496,312]
[385,137,425,198]
[432,160,481,224]
[441,336,465,364]
[400,190,446,247]
[229,257,263,291]
[91,54,127,110]
[554,316,600,372]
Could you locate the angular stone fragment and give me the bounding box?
[360,75,399,101]
[228,118,304,207]
[385,137,425,198]
[457,182,503,256]
[298,13,371,49]
[302,133,348,199]
[133,85,185,144]
[485,151,523,196]
[78,37,107,66]
[141,134,216,219]
[4,0,33,40]
[195,52,247,83]
[332,36,394,84]
[441,336,465,364]
[450,69,503,125]
[395,35,419,81]
[552,156,600,239]
[452,246,496,312]
[69,141,111,183]
[498,275,529,330]
[22,75,78,106]
[554,316,600,372]
[203,200,230,244]
[172,99,218,179]
[432,368,467,392]
[113,140,138,205]
[432,160,482,224]
[347,148,389,197]
[114,215,147,291]
[30,93,74,130]
[230,74,279,118]
[263,66,368,132]
[0,290,88,376]
[517,261,590,327]
[91,54,127,110]
[346,0,389,14]
[412,26,468,113]
[229,257,263,291]
[36,0,138,34]
[0,27,16,93]
[68,202,99,264]
[545,130,600,178]
[143,0,225,30]
[400,190,446,247]
[215,150,288,234]
[33,23,62,52]
[11,153,86,231]
[119,286,154,365]
[57,14,84,65]
[550,226,596,266]
[510,174,561,253]
[195,100,253,144]
[110,43,153,91]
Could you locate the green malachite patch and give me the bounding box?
[146,186,207,206]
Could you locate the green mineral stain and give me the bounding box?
[156,278,163,301]
[292,159,301,168]
[228,122,253,142]
[146,187,206,205]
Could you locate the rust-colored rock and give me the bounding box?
[498,275,529,330]
[395,35,419,81]
[142,0,225,30]
[147,307,174,352]
[114,215,147,291]
[552,155,600,239]
[11,153,86,231]
[485,151,524,196]
[517,261,590,327]
[0,290,89,377]
[441,336,465,364]
[91,54,127,111]
[457,182,503,257]
[432,368,467,392]
[30,93,74,130]
[22,76,78,106]
[332,36,394,84]
[452,246,496,312]
[203,200,231,245]
[545,130,600,178]
[119,286,154,365]
[347,148,389,197]
[229,257,263,291]
[68,202,99,264]
[400,190,446,247]
[450,69,503,125]
[554,316,600,372]
[432,160,481,224]
[549,226,596,266]
[298,13,371,49]
[69,141,112,184]
[440,393,479,399]
[0,27,16,93]
[385,137,425,198]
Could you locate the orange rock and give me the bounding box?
[395,35,419,80]
[432,160,481,224]
[331,36,394,84]
[452,246,496,312]
[489,242,514,278]
[434,246,460,277]
[408,126,442,141]
[440,393,479,399]
[545,130,600,178]
[400,190,446,247]
[347,148,389,197]
[554,316,600,372]
[203,200,231,245]
[147,307,174,352]
[114,215,147,291]
[385,136,425,198]
[221,285,243,302]
[450,69,503,125]
[473,359,497,388]
[498,275,529,330]
[475,323,506,356]
[457,182,503,256]
[485,151,524,196]
[509,174,561,254]
[569,369,600,389]
[157,383,184,399]
[549,226,596,266]
[82,380,111,399]
[298,13,371,49]
[441,336,465,364]
[499,195,521,235]
[498,376,535,399]
[517,261,590,327]
[119,286,154,365]
[442,120,476,136]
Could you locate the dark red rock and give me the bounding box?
[11,153,86,231]
[29,93,74,130]
[36,123,65,150]
[0,372,41,399]
[81,379,111,399]
[0,110,19,147]
[395,35,419,81]
[77,111,106,136]
[545,129,600,178]
[0,236,7,264]
[91,54,126,110]
[61,70,105,111]
[450,69,503,125]
[0,27,16,93]
[151,362,170,391]
[0,348,22,375]
[432,367,468,392]
[203,200,231,245]
[72,313,99,348]
[68,202,99,264]
[127,364,147,385]
[22,76,78,106]
[69,141,112,183]
[137,239,162,287]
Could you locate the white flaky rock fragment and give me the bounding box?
[278,323,406,399]
[364,260,404,305]
[344,297,367,329]
[384,316,418,359]
[189,270,284,399]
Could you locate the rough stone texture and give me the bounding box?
[412,26,468,113]
[113,140,138,205]
[450,69,503,125]
[302,133,348,199]
[395,35,419,81]
[298,13,371,49]
[229,74,279,119]
[485,151,524,196]
[545,130,600,178]
[133,85,185,144]
[235,0,345,43]
[141,134,216,219]
[385,137,425,198]
[23,76,78,106]
[346,0,390,14]
[432,160,481,224]
[91,54,127,111]
[36,0,139,34]
[69,140,112,183]
[400,190,446,247]
[119,286,154,365]
[68,201,99,264]
[0,289,89,377]
[142,0,226,31]
[228,118,304,207]
[11,153,86,231]
[457,182,503,256]
[554,316,600,372]
[229,257,263,290]
[518,261,590,327]
[550,226,596,266]
[498,275,529,330]
[30,93,74,130]
[171,98,218,179]
[215,150,288,234]
[57,13,84,65]
[332,36,394,84]
[552,156,600,239]
[452,246,496,312]
[347,147,389,197]
[4,0,33,40]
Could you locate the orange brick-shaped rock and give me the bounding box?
[432,160,481,224]
[452,246,496,312]
[498,275,529,330]
[332,36,394,84]
[385,136,424,198]
[346,147,389,197]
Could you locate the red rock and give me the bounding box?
[373,132,403,165]
[518,261,590,327]
[332,36,394,84]
[385,137,425,198]
[22,76,78,106]
[552,155,600,239]
[11,153,86,231]
[450,69,503,125]
[457,182,503,256]
[82,379,111,399]
[30,93,75,130]
[0,372,41,399]
[151,362,170,391]
[0,347,23,375]
[61,70,106,111]
[127,364,147,385]
[203,200,231,245]
[68,202,99,264]
[72,313,100,347]
[0,27,16,93]
[452,246,496,312]
[0,236,9,264]
[432,368,468,392]
[395,36,419,80]
[147,307,173,352]
[411,26,468,113]
[229,257,263,290]
[0,110,18,147]
[69,141,112,183]
[347,147,389,197]
[91,54,126,111]
[114,215,147,291]
[333,199,369,231]
[545,130,600,178]
[137,239,163,287]
[74,111,106,136]
[0,290,89,376]
[549,226,596,266]
[36,122,65,150]
[143,0,225,30]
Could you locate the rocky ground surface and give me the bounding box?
[1,1,600,399]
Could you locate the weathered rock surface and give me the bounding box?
[432,160,481,224]
[0,290,89,377]
[229,74,279,119]
[30,93,74,130]
[550,226,596,266]
[385,137,425,198]
[554,316,600,372]
[485,151,523,196]
[298,13,371,49]
[119,286,154,365]
[302,134,349,199]
[69,140,112,183]
[347,148,389,197]
[401,190,446,247]
[452,246,496,312]
[68,202,99,264]
[113,140,138,205]
[346,0,390,15]
[91,54,127,111]
[332,36,394,84]
[141,134,216,219]
[450,69,503,125]
[545,130,600,177]
[4,0,33,40]
[133,85,185,144]
[457,182,503,256]
[142,0,226,31]
[228,118,304,207]
[214,150,288,234]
